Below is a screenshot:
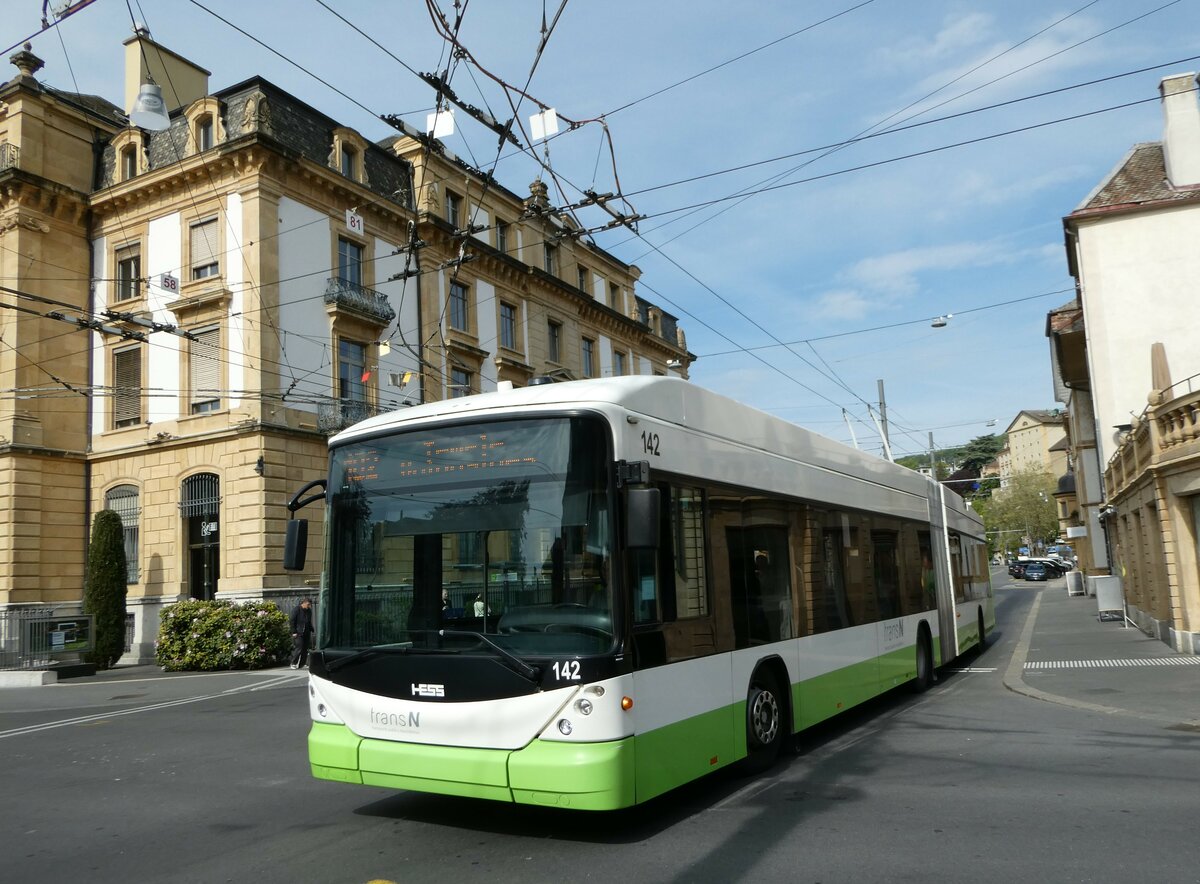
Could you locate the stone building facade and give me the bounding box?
[1051,73,1200,653]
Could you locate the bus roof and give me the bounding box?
[331,376,978,526]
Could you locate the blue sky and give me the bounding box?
[11,0,1200,460]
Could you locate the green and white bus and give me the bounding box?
[284,376,992,810]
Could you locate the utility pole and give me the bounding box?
[928,431,936,479]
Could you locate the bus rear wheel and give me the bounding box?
[743,670,784,773]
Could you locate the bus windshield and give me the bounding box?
[319,415,615,659]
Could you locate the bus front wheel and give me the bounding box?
[743,670,784,773]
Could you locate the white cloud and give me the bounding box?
[881,13,996,66]
[847,241,1005,297]
[812,288,875,321]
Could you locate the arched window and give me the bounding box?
[105,484,140,584]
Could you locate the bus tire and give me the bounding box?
[911,629,933,693]
[976,609,987,655]
[742,669,785,774]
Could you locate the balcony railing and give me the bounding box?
[324,277,395,325]
[1106,379,1200,499]
[317,398,382,434]
[0,142,19,172]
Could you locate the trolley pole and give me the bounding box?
[877,379,890,456]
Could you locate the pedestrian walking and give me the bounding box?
[290,598,314,669]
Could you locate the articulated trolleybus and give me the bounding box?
[284,376,992,810]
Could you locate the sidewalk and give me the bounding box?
[1003,577,1200,728]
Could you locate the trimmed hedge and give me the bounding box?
[84,509,128,670]
[156,599,291,671]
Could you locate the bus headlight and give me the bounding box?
[557,718,573,735]
[575,698,593,716]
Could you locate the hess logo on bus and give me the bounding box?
[412,683,445,698]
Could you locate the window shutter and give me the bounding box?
[190,219,219,276]
[113,347,141,427]
[190,327,220,407]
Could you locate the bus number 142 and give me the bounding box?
[552,660,581,681]
[641,431,660,456]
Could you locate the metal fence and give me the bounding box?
[0,608,94,671]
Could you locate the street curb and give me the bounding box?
[1002,588,1200,730]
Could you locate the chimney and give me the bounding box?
[1159,73,1200,188]
[123,26,210,116]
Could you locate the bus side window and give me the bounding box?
[668,485,708,620]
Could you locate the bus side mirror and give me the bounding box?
[284,519,308,571]
[625,487,660,550]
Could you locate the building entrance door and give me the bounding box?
[181,473,221,600]
[187,516,220,600]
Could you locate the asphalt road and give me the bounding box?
[3,574,1196,884]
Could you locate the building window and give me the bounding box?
[341,145,357,178]
[450,367,472,398]
[115,243,141,302]
[577,266,589,293]
[196,115,214,152]
[500,302,518,351]
[613,350,626,376]
[449,281,469,332]
[581,337,595,378]
[338,237,363,286]
[339,340,367,404]
[113,346,142,428]
[190,218,219,280]
[496,220,508,254]
[446,190,462,230]
[105,485,140,584]
[121,145,137,181]
[547,320,562,363]
[543,242,558,275]
[609,282,620,310]
[190,326,221,414]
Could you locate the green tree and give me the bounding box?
[958,433,1006,475]
[83,509,128,670]
[974,468,1058,557]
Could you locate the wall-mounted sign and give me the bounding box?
[161,272,179,294]
[201,521,219,537]
[345,209,364,236]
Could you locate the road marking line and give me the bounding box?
[0,674,305,739]
[1025,658,1200,669]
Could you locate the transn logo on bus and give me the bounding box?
[412,683,445,697]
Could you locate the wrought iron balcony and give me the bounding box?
[317,398,382,434]
[0,142,19,172]
[324,277,395,325]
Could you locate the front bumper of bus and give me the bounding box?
[309,721,636,811]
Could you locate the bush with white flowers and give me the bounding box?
[156,599,290,671]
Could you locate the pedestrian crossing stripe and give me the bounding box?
[1025,657,1200,669]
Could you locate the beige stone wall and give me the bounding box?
[0,452,87,605]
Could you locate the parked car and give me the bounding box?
[1009,561,1027,579]
[1023,562,1048,581]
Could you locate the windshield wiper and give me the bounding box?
[439,629,541,684]
[323,642,417,674]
